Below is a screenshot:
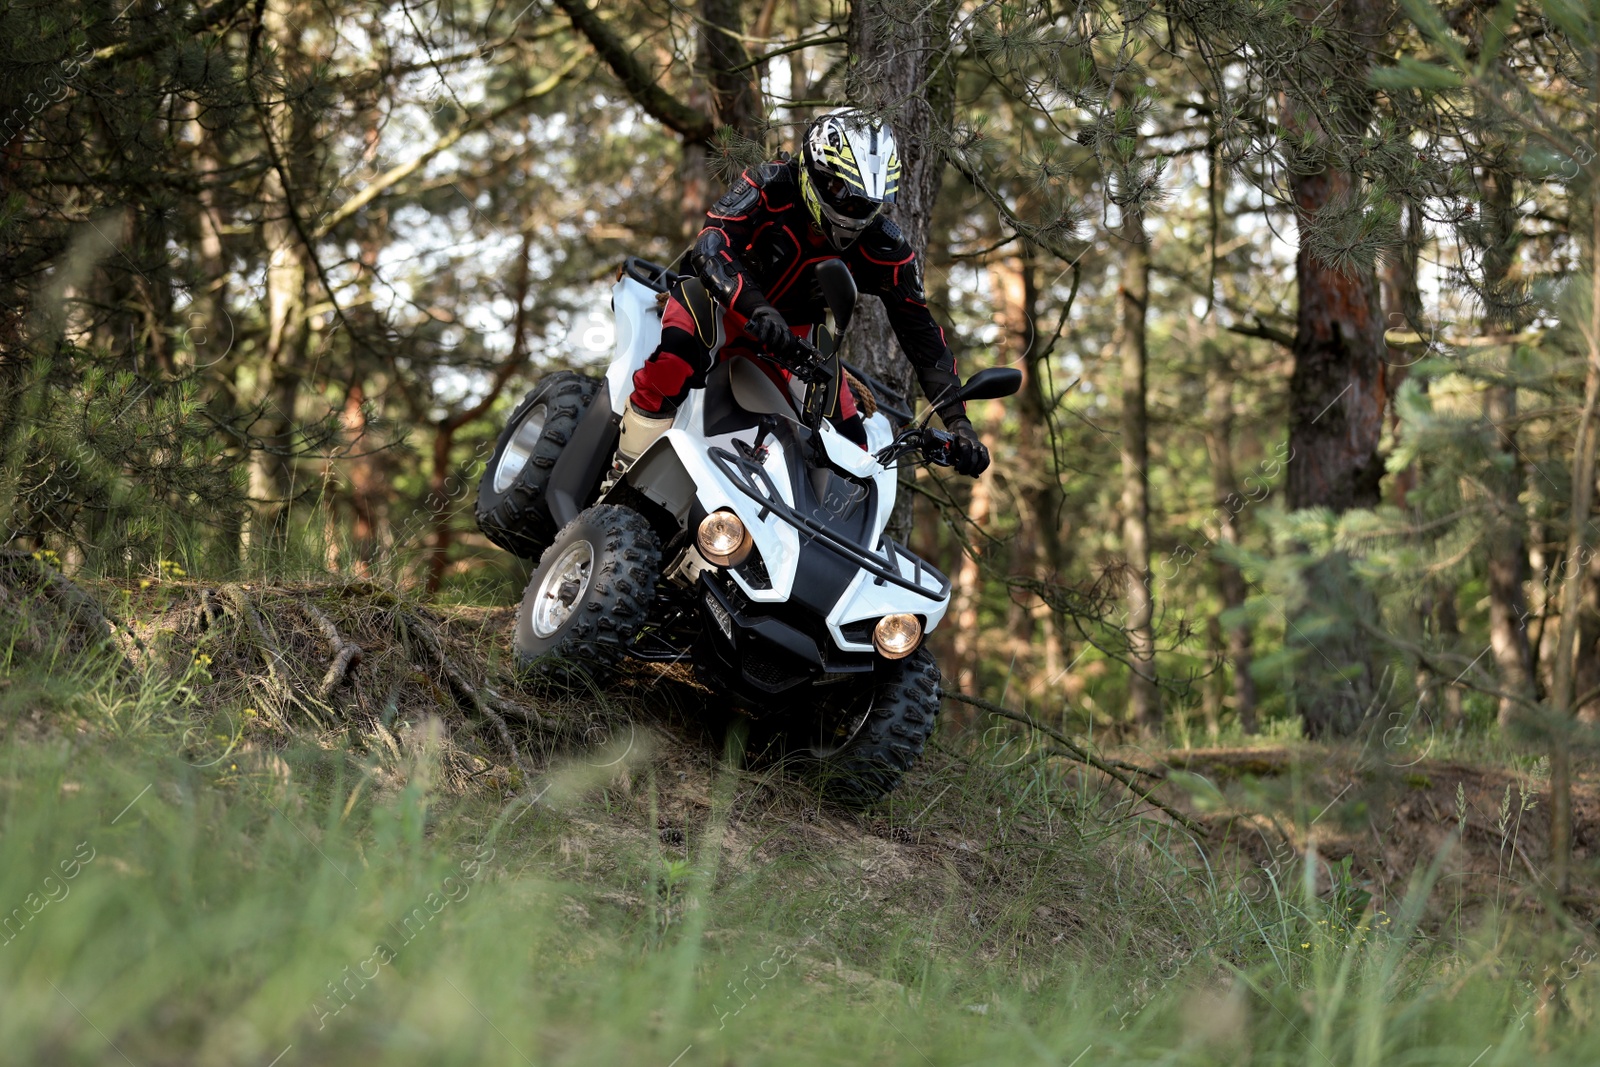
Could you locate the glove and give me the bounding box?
[946,418,990,478]
[745,305,800,360]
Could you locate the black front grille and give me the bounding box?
[840,619,875,645]
[743,650,796,688]
[736,553,772,589]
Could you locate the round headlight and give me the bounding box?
[873,613,922,659]
[696,510,752,567]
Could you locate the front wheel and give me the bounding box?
[788,649,942,807]
[513,505,661,688]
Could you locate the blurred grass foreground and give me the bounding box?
[0,560,1597,1067]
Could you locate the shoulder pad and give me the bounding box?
[754,161,791,186]
[709,176,760,220]
[859,217,913,261]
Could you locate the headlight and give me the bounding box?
[696,510,752,567]
[873,613,922,659]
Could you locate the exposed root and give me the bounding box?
[303,599,364,700]
[396,608,537,774]
[197,587,228,631]
[0,549,145,668]
[219,583,329,731]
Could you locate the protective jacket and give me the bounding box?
[686,159,965,423]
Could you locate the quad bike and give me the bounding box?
[476,257,1020,805]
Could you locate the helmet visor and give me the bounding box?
[832,194,880,220]
[821,176,882,220]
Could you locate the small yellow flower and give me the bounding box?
[1301,943,1311,948]
[139,579,152,590]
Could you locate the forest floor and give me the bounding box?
[2,565,1598,1065]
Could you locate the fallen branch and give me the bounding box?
[943,691,1206,837]
[0,550,147,663]
[302,599,364,700]
[396,610,538,773]
[220,584,326,730]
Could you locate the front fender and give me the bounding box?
[626,429,802,603]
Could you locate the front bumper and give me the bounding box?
[697,575,873,698]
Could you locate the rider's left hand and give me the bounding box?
[946,418,990,478]
[746,304,800,360]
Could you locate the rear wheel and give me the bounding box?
[787,649,942,807]
[513,505,661,688]
[476,371,600,559]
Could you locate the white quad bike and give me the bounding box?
[476,257,1020,805]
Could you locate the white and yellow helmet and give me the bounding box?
[799,110,901,250]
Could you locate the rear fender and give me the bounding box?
[605,276,668,415]
[545,394,619,529]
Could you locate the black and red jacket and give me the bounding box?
[687,159,966,422]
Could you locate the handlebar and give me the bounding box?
[875,426,954,468]
[769,335,829,384]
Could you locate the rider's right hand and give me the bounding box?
[945,418,991,477]
[746,305,800,360]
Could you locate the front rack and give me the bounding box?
[707,446,950,602]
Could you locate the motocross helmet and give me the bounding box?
[799,110,900,250]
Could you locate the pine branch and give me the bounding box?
[943,150,1089,265]
[1224,318,1296,349]
[550,0,715,143]
[724,33,847,74]
[312,49,586,239]
[91,0,253,66]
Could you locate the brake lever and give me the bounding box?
[783,336,828,384]
[921,428,955,467]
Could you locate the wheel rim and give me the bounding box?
[493,403,548,493]
[531,540,594,638]
[806,692,875,759]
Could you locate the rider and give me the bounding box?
[612,108,990,480]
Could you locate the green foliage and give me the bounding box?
[0,346,246,569]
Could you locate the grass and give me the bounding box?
[2,725,1593,1064]
[1,572,1597,1066]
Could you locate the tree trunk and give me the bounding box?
[1287,165,1387,512]
[700,0,763,140]
[1547,199,1600,898]
[1119,205,1159,730]
[1285,166,1386,737]
[991,243,1066,687]
[425,424,457,593]
[842,0,957,542]
[1385,201,1424,509]
[341,378,382,575]
[1572,550,1600,724]
[248,5,318,551]
[1486,385,1536,723]
[1204,345,1258,733]
[1480,162,1537,724]
[190,98,244,567]
[951,430,993,698]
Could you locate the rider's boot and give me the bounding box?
[599,403,672,496]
